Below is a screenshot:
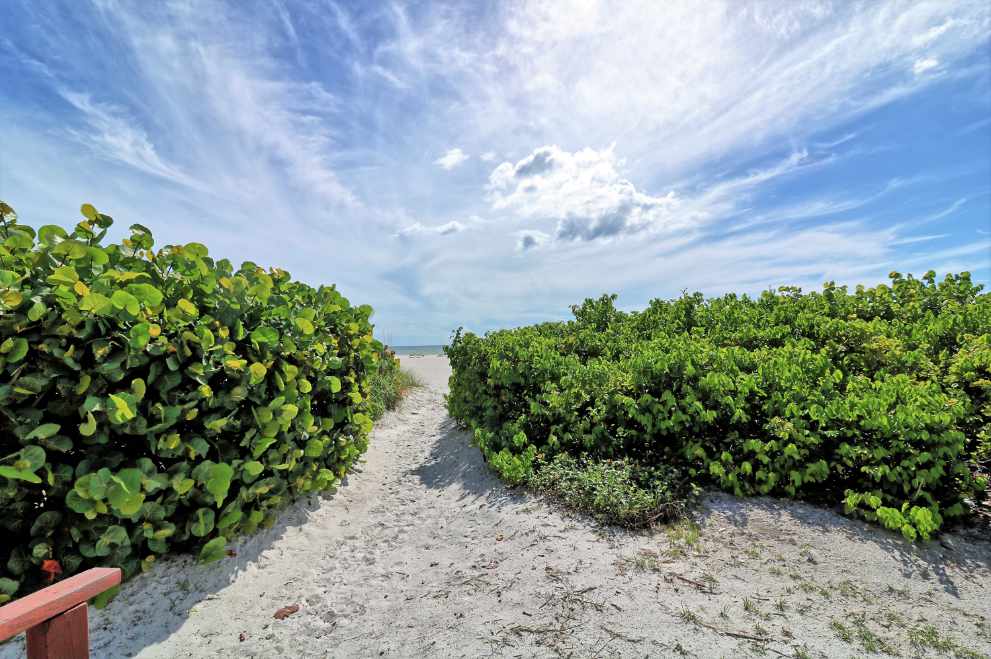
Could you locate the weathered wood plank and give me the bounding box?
[0,568,121,642]
[26,602,89,659]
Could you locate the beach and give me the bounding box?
[4,355,988,658]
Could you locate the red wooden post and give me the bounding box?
[0,568,121,659]
[26,602,88,659]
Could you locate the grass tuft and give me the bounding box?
[528,454,694,527]
[368,358,423,420]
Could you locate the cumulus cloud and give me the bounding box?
[396,220,466,238]
[434,147,469,170]
[480,151,498,162]
[489,145,683,242]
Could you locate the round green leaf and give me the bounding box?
[26,423,60,440]
[27,300,47,321]
[177,298,198,317]
[190,508,216,537]
[111,290,140,316]
[198,536,227,563]
[2,337,29,363]
[130,322,152,350]
[249,362,267,384]
[295,317,315,334]
[205,463,234,507]
[250,326,279,347]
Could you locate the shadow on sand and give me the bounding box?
[413,404,991,602]
[1,484,347,659]
[412,415,528,510]
[695,493,991,598]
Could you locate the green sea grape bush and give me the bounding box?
[446,275,990,540]
[0,201,385,602]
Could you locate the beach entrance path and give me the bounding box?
[3,355,989,658]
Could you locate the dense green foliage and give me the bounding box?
[367,350,422,420]
[0,201,384,602]
[447,273,990,540]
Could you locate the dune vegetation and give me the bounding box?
[0,201,409,603]
[446,274,990,539]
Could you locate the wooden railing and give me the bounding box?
[0,568,121,659]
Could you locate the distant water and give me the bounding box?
[391,345,446,356]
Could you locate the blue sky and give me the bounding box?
[1,1,989,345]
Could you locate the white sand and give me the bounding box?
[3,354,989,658]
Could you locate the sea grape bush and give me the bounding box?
[0,201,384,602]
[446,274,990,540]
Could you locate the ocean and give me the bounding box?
[391,345,446,356]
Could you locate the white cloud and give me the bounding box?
[3,0,989,345]
[913,57,940,75]
[890,233,949,246]
[370,64,408,89]
[516,230,549,252]
[488,145,820,244]
[196,55,357,207]
[434,147,469,170]
[60,91,196,188]
[382,0,991,182]
[489,145,682,241]
[912,19,958,47]
[397,220,466,237]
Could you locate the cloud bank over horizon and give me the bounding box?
[1,0,989,344]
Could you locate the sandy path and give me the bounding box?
[3,355,990,658]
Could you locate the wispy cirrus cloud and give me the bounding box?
[913,57,941,75]
[396,220,466,238]
[59,91,197,189]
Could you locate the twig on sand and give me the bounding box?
[664,603,783,650]
[691,617,770,643]
[667,572,715,593]
[599,625,643,643]
[506,621,582,637]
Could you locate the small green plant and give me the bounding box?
[678,606,702,626]
[528,453,690,526]
[831,619,853,643]
[832,614,896,655]
[665,519,701,551]
[908,624,984,659]
[367,355,422,420]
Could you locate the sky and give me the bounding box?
[1,1,990,345]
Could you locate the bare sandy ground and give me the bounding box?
[3,355,989,658]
